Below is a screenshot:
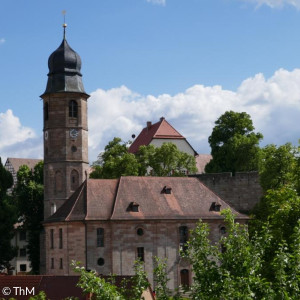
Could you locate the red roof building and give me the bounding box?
[129,117,197,156]
[43,176,247,290]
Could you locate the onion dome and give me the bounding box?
[43,25,86,95]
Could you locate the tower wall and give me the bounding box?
[42,92,89,219]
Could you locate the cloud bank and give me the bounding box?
[88,68,300,162]
[1,68,300,164]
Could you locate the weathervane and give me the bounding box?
[62,10,67,38]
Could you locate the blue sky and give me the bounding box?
[1,0,300,163]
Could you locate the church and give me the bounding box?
[41,26,247,289]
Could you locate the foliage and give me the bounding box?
[129,259,150,300]
[28,291,48,300]
[187,208,300,299]
[187,209,274,299]
[259,142,300,193]
[72,261,124,300]
[0,157,17,271]
[205,111,263,174]
[90,137,197,179]
[14,161,44,274]
[153,257,171,300]
[90,137,139,178]
[72,260,149,300]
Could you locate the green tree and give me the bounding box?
[259,143,299,193]
[0,157,17,271]
[15,161,44,274]
[90,138,197,179]
[187,209,274,299]
[153,257,171,300]
[90,137,139,179]
[205,111,263,174]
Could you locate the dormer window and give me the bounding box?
[210,202,221,212]
[128,202,139,212]
[161,186,172,194]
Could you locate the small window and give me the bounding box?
[60,258,63,269]
[71,146,77,152]
[97,228,104,247]
[161,186,172,194]
[50,229,54,249]
[19,248,26,257]
[59,228,63,249]
[137,247,144,262]
[179,226,189,252]
[137,228,144,236]
[44,102,49,121]
[97,258,105,266]
[51,258,54,269]
[19,231,26,241]
[20,264,27,272]
[69,100,78,118]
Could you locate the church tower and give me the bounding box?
[41,25,89,219]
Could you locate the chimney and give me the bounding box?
[147,121,152,129]
[160,116,165,121]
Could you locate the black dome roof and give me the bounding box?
[48,38,82,76]
[43,33,86,95]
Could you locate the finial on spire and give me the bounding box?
[62,10,67,39]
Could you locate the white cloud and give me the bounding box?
[146,0,166,6]
[243,0,300,9]
[1,68,300,164]
[0,109,40,162]
[88,68,300,162]
[0,38,5,45]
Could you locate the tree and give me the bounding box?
[187,209,300,299]
[259,143,300,193]
[90,137,197,179]
[0,157,17,271]
[205,111,263,174]
[14,161,44,274]
[187,209,273,299]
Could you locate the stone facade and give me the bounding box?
[191,172,263,213]
[44,218,237,290]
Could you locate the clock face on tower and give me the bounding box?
[70,129,79,139]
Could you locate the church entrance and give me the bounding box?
[180,269,190,287]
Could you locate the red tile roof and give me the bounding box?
[45,177,247,223]
[5,158,42,172]
[129,117,185,154]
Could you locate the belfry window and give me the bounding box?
[69,100,78,118]
[137,247,144,262]
[71,169,79,191]
[44,102,49,121]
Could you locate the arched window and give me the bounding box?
[69,100,78,118]
[44,102,49,121]
[70,169,79,191]
[179,226,189,252]
[55,171,63,193]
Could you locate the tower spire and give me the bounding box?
[62,10,67,39]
